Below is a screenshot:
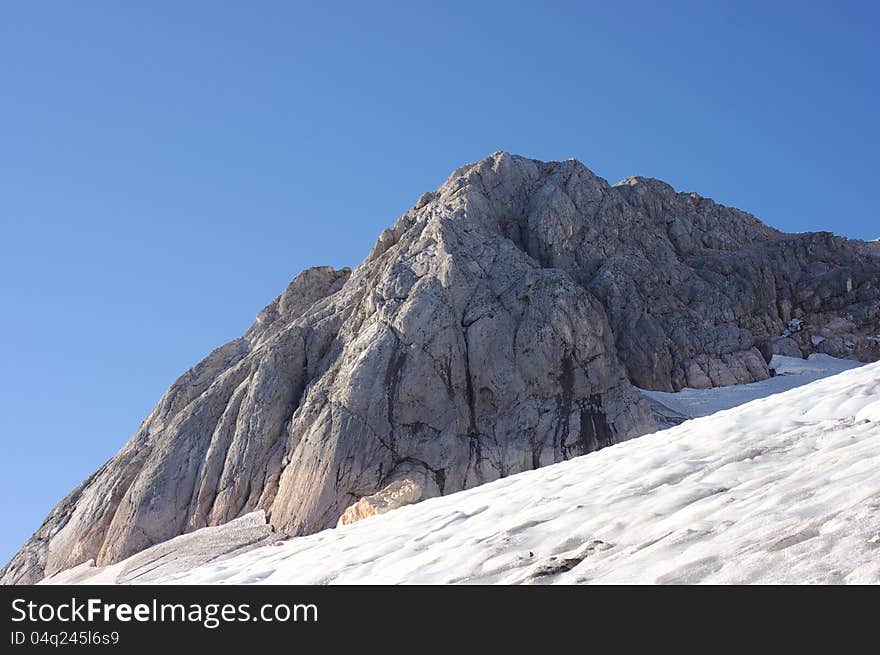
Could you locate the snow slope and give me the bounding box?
[641,354,863,419]
[166,360,880,584]
[41,511,279,585]
[49,358,880,584]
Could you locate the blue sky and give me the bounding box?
[1,1,877,565]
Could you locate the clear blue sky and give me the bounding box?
[1,1,877,566]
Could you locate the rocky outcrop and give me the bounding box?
[4,152,879,584]
[337,479,424,526]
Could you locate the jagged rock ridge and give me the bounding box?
[4,152,879,584]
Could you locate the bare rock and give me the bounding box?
[337,479,424,526]
[528,540,613,579]
[4,152,878,584]
[760,336,803,360]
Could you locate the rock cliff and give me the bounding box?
[4,152,878,584]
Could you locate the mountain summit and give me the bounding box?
[4,153,879,584]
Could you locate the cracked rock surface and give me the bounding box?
[4,152,878,584]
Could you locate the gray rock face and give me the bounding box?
[4,152,879,584]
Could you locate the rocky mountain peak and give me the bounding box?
[3,153,878,585]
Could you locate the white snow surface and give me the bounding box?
[54,357,880,585]
[641,354,863,419]
[42,511,278,585]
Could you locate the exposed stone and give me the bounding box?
[760,336,803,360]
[528,540,613,579]
[4,152,878,584]
[337,479,424,526]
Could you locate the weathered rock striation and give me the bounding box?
[4,152,879,584]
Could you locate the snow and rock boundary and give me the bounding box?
[47,358,880,585]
